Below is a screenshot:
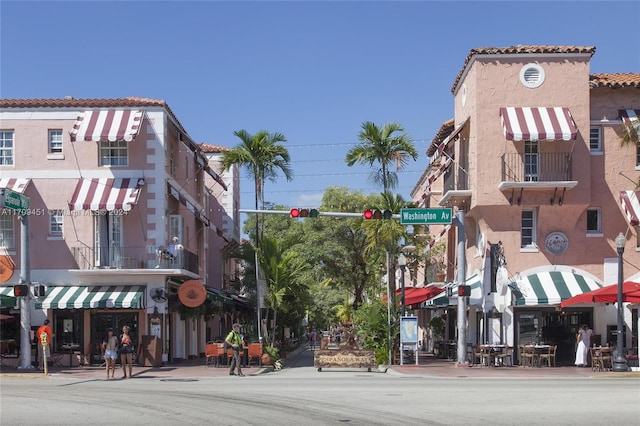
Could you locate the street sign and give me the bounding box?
[400,207,453,225]
[0,188,30,212]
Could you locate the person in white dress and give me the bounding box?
[574,324,593,367]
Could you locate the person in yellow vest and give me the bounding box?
[225,323,244,376]
[37,319,53,371]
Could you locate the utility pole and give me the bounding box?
[18,213,32,369]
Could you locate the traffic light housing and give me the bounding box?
[13,284,29,297]
[458,285,471,297]
[363,209,392,219]
[290,208,319,218]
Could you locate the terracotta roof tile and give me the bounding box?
[451,45,596,93]
[200,143,230,153]
[589,73,640,88]
[0,96,188,137]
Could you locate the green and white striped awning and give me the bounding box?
[509,271,603,306]
[422,273,483,307]
[0,286,17,308]
[35,285,145,309]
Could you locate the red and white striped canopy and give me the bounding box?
[0,178,30,194]
[426,156,453,191]
[427,225,451,251]
[620,190,640,227]
[70,110,143,142]
[68,178,142,211]
[500,107,577,141]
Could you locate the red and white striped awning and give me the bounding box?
[427,156,453,187]
[0,178,31,194]
[500,107,577,141]
[167,182,210,227]
[69,178,142,211]
[70,110,143,142]
[426,224,451,251]
[620,190,640,227]
[619,109,640,128]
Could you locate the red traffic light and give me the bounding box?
[13,284,29,297]
[363,209,392,219]
[290,208,319,218]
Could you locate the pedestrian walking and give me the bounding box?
[574,324,593,367]
[225,323,244,376]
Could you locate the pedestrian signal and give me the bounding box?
[363,209,392,219]
[13,284,29,297]
[458,285,471,297]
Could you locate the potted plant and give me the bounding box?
[428,316,445,341]
[262,345,279,366]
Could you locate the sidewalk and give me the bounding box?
[2,347,638,379]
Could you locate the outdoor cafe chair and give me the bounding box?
[538,345,557,367]
[495,346,513,367]
[520,345,537,367]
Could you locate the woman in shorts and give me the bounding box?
[102,328,118,379]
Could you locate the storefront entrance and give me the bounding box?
[515,308,592,366]
[88,312,139,365]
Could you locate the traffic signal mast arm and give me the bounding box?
[239,208,401,219]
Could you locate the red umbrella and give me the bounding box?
[560,281,640,307]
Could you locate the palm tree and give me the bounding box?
[257,236,308,347]
[345,122,418,192]
[619,117,640,188]
[220,129,293,237]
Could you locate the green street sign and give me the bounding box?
[400,208,453,225]
[1,188,30,212]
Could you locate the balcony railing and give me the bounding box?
[501,153,572,183]
[72,245,199,275]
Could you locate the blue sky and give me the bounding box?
[2,1,639,217]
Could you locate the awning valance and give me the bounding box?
[0,178,31,194]
[500,107,577,141]
[508,271,603,306]
[69,178,142,211]
[70,110,143,142]
[620,190,640,226]
[167,182,210,227]
[35,285,145,309]
[423,273,483,307]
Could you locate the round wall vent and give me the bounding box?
[519,63,545,88]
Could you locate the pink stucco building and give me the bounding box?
[410,46,639,366]
[0,97,243,366]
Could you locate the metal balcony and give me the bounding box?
[72,245,199,275]
[501,153,572,183]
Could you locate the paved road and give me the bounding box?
[1,348,638,425]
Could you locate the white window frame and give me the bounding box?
[521,209,537,250]
[48,129,63,154]
[0,131,14,166]
[589,127,602,153]
[0,213,15,249]
[524,140,539,182]
[586,208,602,236]
[49,210,63,235]
[99,140,128,167]
[169,215,183,244]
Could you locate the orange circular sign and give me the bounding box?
[0,255,15,283]
[178,280,206,308]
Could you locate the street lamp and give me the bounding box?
[398,253,407,316]
[613,232,629,372]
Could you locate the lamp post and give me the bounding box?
[398,253,407,316]
[613,232,629,372]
